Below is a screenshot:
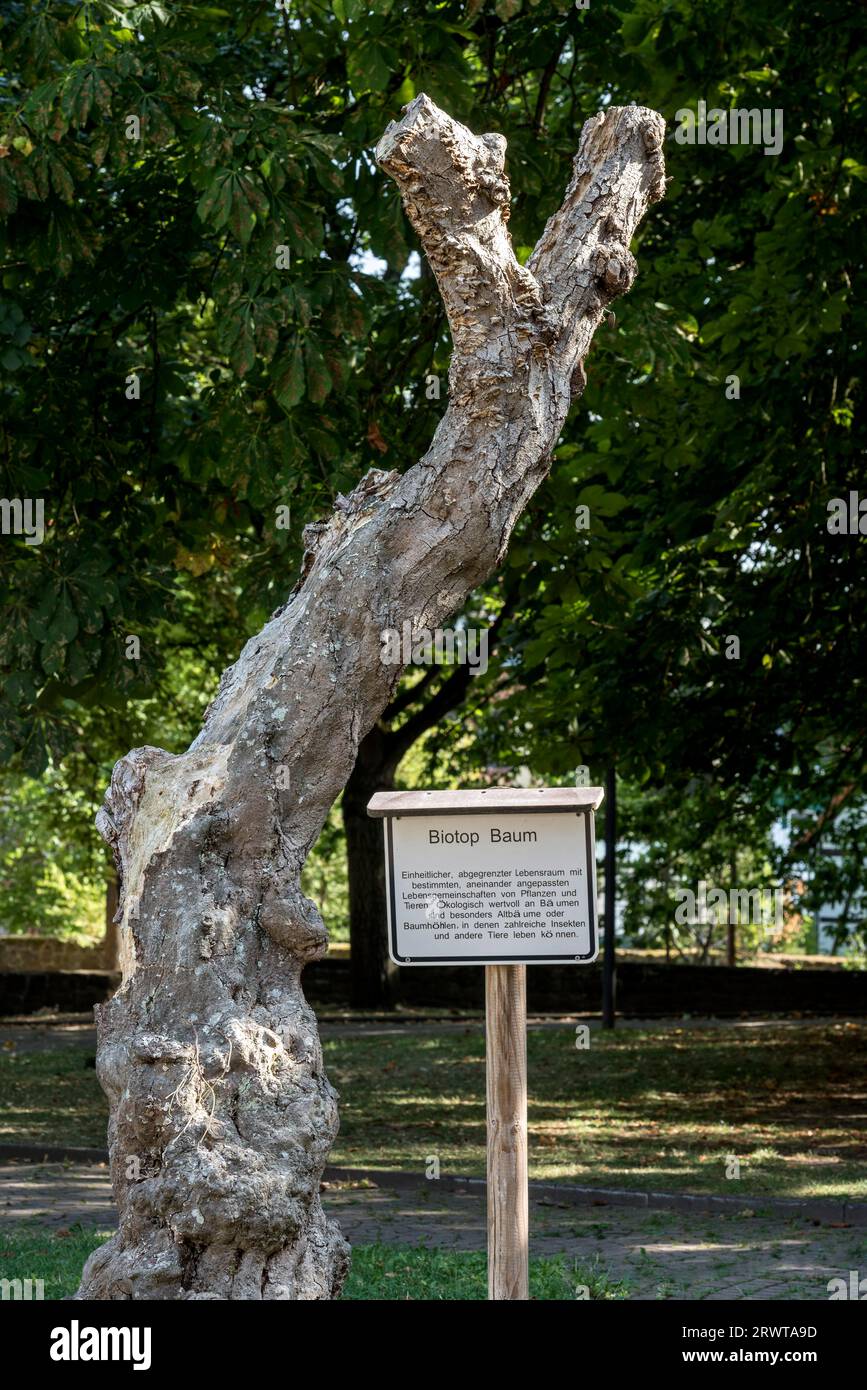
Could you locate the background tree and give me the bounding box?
[344,588,515,1007]
[416,0,867,965]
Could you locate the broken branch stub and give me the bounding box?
[76,94,664,1300]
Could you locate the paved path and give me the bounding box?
[1,1160,862,1300]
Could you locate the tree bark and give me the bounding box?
[602,764,617,1029]
[76,94,665,1300]
[727,852,737,966]
[343,726,401,1009]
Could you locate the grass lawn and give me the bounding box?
[329,1022,867,1200]
[0,1226,625,1300]
[1,1023,865,1200]
[0,1050,109,1148]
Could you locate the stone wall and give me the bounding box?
[1,949,864,1018]
[0,935,112,973]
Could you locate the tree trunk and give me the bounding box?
[76,94,665,1300]
[343,729,400,1009]
[602,765,617,1029]
[727,852,737,966]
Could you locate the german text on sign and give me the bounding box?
[383,809,597,965]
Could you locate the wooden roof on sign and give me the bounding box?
[366,787,604,817]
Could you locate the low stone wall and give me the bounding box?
[301,957,867,1015]
[0,935,112,973]
[0,970,120,1016]
[1,954,864,1018]
[403,960,867,1015]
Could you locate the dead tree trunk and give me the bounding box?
[727,852,738,966]
[76,94,665,1300]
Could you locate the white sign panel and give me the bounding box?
[380,808,598,965]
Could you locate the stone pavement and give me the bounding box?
[1,1160,862,1300]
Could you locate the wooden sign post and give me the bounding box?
[368,786,603,1300]
[486,962,528,1299]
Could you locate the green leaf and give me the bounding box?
[4,671,37,707]
[43,589,79,643]
[281,201,323,258]
[196,171,233,229]
[28,582,61,637]
[274,341,305,412]
[223,173,269,246]
[49,153,75,204]
[20,722,48,777]
[220,299,256,377]
[60,62,113,128]
[304,337,332,403]
[40,638,67,676]
[0,168,19,218]
[347,39,395,91]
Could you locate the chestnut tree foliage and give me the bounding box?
[1,0,865,950]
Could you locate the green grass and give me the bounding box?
[0,1049,109,1147]
[0,1226,624,1300]
[342,1243,628,1299]
[0,1223,111,1300]
[327,1022,867,1200]
[2,1023,865,1200]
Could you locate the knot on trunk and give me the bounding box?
[295,467,402,592]
[642,118,667,203]
[595,243,637,297]
[475,132,510,212]
[334,466,401,514]
[96,746,171,854]
[258,886,329,961]
[134,1034,196,1063]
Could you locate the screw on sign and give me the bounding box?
[367,786,603,1300]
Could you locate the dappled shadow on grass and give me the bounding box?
[2,1024,863,1203]
[327,1023,867,1199]
[0,1051,109,1147]
[0,1226,624,1301]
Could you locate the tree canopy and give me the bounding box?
[1,0,865,948]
